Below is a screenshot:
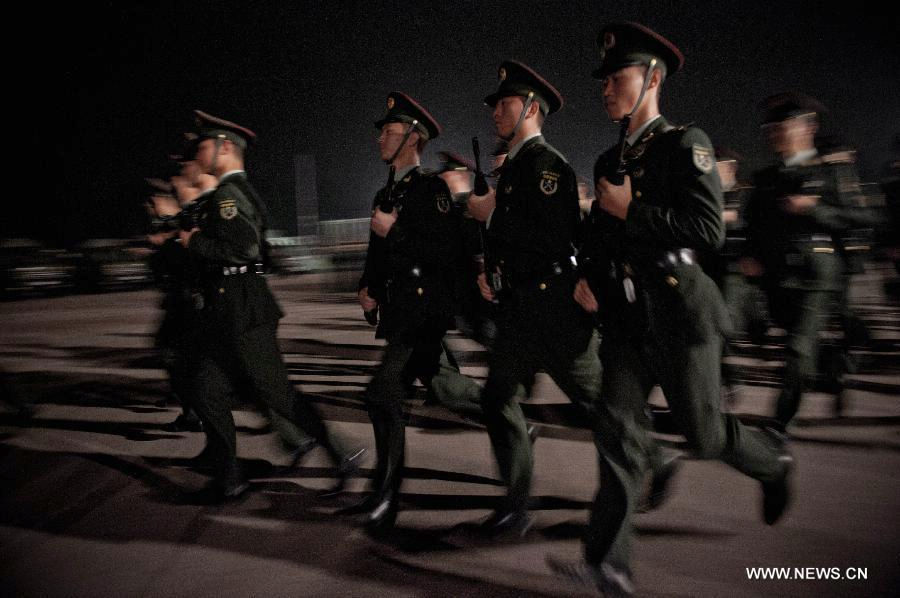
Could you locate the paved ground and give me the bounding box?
[1,270,898,597]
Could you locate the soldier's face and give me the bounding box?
[764,116,815,157]
[378,123,409,162]
[180,160,201,184]
[492,96,526,138]
[194,139,217,173]
[716,160,738,191]
[601,66,645,121]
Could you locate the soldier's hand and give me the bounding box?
[178,227,199,246]
[371,208,398,238]
[783,194,819,214]
[358,287,377,312]
[151,195,181,217]
[573,277,599,313]
[147,231,176,246]
[596,175,632,220]
[467,187,496,223]
[739,257,765,278]
[723,209,739,224]
[477,272,495,302]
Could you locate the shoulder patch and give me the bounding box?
[691,144,714,174]
[539,171,560,195]
[218,198,238,220]
[436,191,451,213]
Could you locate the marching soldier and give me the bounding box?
[351,93,480,533]
[552,23,792,594]
[710,149,770,403]
[437,151,497,348]
[744,93,873,428]
[467,60,603,537]
[145,177,203,432]
[180,110,362,500]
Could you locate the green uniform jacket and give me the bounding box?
[745,154,870,291]
[359,167,463,342]
[488,136,579,275]
[486,135,591,344]
[188,172,283,335]
[581,117,728,343]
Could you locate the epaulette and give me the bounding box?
[538,140,570,165]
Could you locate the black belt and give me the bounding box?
[494,258,576,291]
[213,263,264,276]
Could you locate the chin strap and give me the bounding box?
[504,91,535,142]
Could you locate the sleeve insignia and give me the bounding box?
[436,192,450,213]
[539,171,560,195]
[218,198,238,220]
[691,145,714,174]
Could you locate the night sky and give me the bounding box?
[12,1,900,246]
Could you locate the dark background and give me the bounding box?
[10,0,900,246]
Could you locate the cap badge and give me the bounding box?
[386,96,395,110]
[499,67,507,81]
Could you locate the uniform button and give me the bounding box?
[416,287,424,296]
[665,276,678,287]
[635,190,642,198]
[538,282,547,290]
[219,288,225,294]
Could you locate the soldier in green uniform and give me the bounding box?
[708,149,770,404]
[145,177,203,432]
[180,110,362,500]
[549,23,792,595]
[351,93,482,533]
[466,60,602,537]
[437,151,497,348]
[744,93,872,429]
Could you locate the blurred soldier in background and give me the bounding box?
[709,149,769,405]
[145,176,203,432]
[881,134,900,286]
[744,93,874,429]
[438,150,497,348]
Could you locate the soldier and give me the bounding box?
[710,149,770,404]
[179,110,362,500]
[744,93,872,429]
[167,148,319,467]
[466,60,602,537]
[551,23,792,594]
[145,177,203,432]
[350,92,481,533]
[437,151,497,348]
